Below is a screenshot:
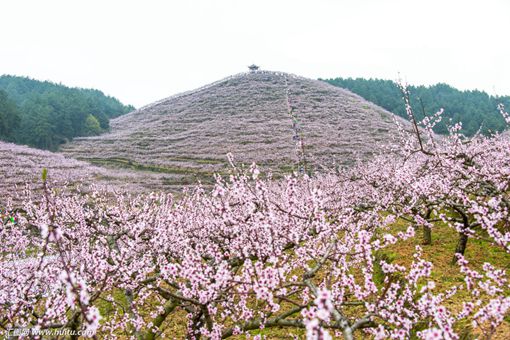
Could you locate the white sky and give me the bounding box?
[1,0,509,107]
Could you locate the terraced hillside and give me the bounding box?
[61,71,410,184]
[0,142,176,205]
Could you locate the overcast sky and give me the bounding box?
[2,0,509,107]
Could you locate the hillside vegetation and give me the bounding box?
[0,75,134,150]
[322,77,510,136]
[61,71,411,185]
[0,141,176,206]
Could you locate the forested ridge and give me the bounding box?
[322,77,510,136]
[0,75,134,150]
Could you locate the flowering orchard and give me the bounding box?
[1,100,510,339]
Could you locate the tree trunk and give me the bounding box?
[452,232,469,265]
[145,299,178,340]
[422,209,432,245]
[423,226,432,245]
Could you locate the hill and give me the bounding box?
[321,77,510,136]
[0,75,134,150]
[60,71,410,184]
[0,141,178,205]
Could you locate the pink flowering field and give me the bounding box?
[0,83,510,339]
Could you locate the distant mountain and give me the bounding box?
[61,70,411,188]
[0,75,134,150]
[321,77,510,136]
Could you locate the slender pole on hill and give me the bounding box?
[284,76,307,174]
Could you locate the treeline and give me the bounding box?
[0,75,134,150]
[322,77,510,136]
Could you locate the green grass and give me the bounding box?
[378,218,510,339]
[81,157,223,178]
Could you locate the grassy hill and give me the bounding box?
[60,71,411,185]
